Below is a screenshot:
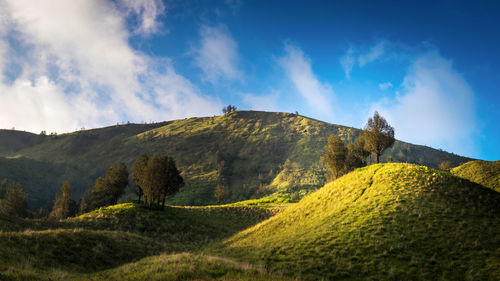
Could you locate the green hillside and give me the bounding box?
[74,253,293,281]
[0,111,472,208]
[451,160,500,192]
[218,163,500,280]
[0,202,283,280]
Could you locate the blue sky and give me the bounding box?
[0,0,498,160]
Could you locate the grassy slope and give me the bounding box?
[0,202,283,280]
[0,229,162,280]
[0,111,472,208]
[62,202,280,251]
[451,160,500,192]
[218,163,500,280]
[73,253,294,281]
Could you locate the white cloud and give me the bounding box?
[378,82,393,90]
[240,91,280,112]
[279,43,335,118]
[373,51,477,156]
[340,41,385,79]
[0,0,220,133]
[119,0,165,35]
[358,42,385,66]
[340,48,355,80]
[193,24,241,84]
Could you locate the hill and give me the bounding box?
[451,160,500,192]
[0,202,283,280]
[0,111,472,208]
[218,163,500,280]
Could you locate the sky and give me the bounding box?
[0,0,499,160]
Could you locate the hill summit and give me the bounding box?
[220,163,500,280]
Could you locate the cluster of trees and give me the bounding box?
[85,162,129,211]
[131,154,184,210]
[0,153,184,220]
[0,179,27,217]
[50,154,183,219]
[49,181,77,219]
[323,111,395,180]
[222,105,237,114]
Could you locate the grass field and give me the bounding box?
[218,163,500,280]
[1,163,499,280]
[451,160,500,192]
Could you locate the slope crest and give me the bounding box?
[220,163,500,280]
[451,160,500,192]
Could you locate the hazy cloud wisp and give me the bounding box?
[279,43,335,119]
[193,24,241,84]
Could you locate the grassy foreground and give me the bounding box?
[0,203,284,280]
[2,163,499,280]
[218,163,500,280]
[451,159,500,192]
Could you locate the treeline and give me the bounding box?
[0,153,183,220]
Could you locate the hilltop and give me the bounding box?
[218,163,500,280]
[0,111,472,208]
[451,160,500,192]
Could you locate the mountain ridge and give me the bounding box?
[0,110,473,208]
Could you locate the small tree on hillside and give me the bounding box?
[346,134,371,168]
[49,181,77,219]
[222,105,237,114]
[105,162,129,204]
[439,161,451,171]
[132,154,184,210]
[322,134,348,180]
[87,162,129,210]
[214,185,228,203]
[0,179,7,199]
[0,181,27,217]
[131,154,149,203]
[363,111,395,163]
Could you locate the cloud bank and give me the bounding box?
[373,51,477,155]
[0,0,220,133]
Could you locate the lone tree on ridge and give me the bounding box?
[363,111,395,163]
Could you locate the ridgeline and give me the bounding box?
[0,111,472,209]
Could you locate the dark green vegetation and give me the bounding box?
[130,154,184,210]
[0,111,471,209]
[451,160,500,192]
[218,163,500,280]
[0,202,282,280]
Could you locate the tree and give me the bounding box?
[363,111,395,163]
[322,134,348,180]
[222,105,237,114]
[105,162,129,204]
[346,134,370,168]
[214,185,228,203]
[132,154,184,210]
[439,161,451,171]
[0,179,7,199]
[0,181,27,217]
[49,181,77,219]
[87,162,129,210]
[131,154,148,203]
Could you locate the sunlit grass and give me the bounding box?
[218,163,500,280]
